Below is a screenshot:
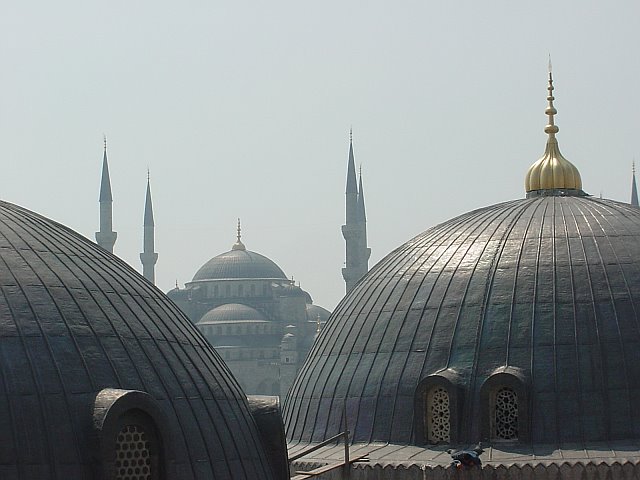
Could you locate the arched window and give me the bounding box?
[493,386,518,441]
[92,389,168,480]
[238,284,244,296]
[426,386,451,443]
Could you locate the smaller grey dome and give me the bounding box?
[306,304,330,323]
[193,249,287,281]
[198,303,267,324]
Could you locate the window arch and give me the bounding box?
[92,389,170,480]
[426,386,451,443]
[414,369,462,445]
[480,367,528,443]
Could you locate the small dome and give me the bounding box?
[199,303,267,324]
[193,249,287,281]
[0,201,276,479]
[306,304,331,323]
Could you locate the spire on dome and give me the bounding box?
[232,218,246,251]
[524,66,584,197]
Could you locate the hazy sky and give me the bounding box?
[1,1,638,311]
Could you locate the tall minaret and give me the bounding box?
[631,162,639,207]
[95,137,117,253]
[140,172,158,283]
[341,129,371,293]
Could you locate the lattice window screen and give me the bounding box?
[115,424,153,480]
[427,387,450,443]
[494,387,518,440]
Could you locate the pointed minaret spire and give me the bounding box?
[342,129,371,293]
[631,161,639,207]
[345,128,358,223]
[95,136,117,252]
[140,173,158,284]
[357,165,367,222]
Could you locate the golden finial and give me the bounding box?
[524,67,583,195]
[232,218,246,251]
[175,279,179,289]
[316,313,321,333]
[544,66,559,137]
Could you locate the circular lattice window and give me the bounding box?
[115,424,153,480]
[427,387,450,443]
[494,387,518,440]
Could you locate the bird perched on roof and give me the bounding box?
[447,444,484,470]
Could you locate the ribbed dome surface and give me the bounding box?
[192,249,286,281]
[199,303,267,324]
[285,196,640,446]
[0,201,275,479]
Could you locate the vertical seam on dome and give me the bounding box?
[463,199,535,442]
[558,200,586,443]
[566,200,612,441]
[15,209,211,478]
[578,199,634,440]
[379,203,514,442]
[0,210,75,475]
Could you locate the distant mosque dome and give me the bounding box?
[192,223,287,281]
[198,303,268,324]
[0,201,278,478]
[305,304,330,323]
[285,72,640,448]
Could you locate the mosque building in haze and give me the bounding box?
[93,134,374,399]
[285,72,640,478]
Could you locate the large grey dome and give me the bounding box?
[192,249,287,281]
[285,196,640,446]
[0,201,276,479]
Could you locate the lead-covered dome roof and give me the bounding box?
[285,73,640,448]
[198,303,268,324]
[285,196,640,446]
[193,249,287,281]
[0,201,276,479]
[193,221,287,281]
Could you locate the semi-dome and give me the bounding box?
[192,224,286,281]
[285,73,640,448]
[198,303,268,324]
[0,201,277,479]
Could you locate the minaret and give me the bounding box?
[95,137,117,253]
[631,162,639,207]
[341,129,371,293]
[140,171,158,283]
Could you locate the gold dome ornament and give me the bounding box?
[525,64,584,197]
